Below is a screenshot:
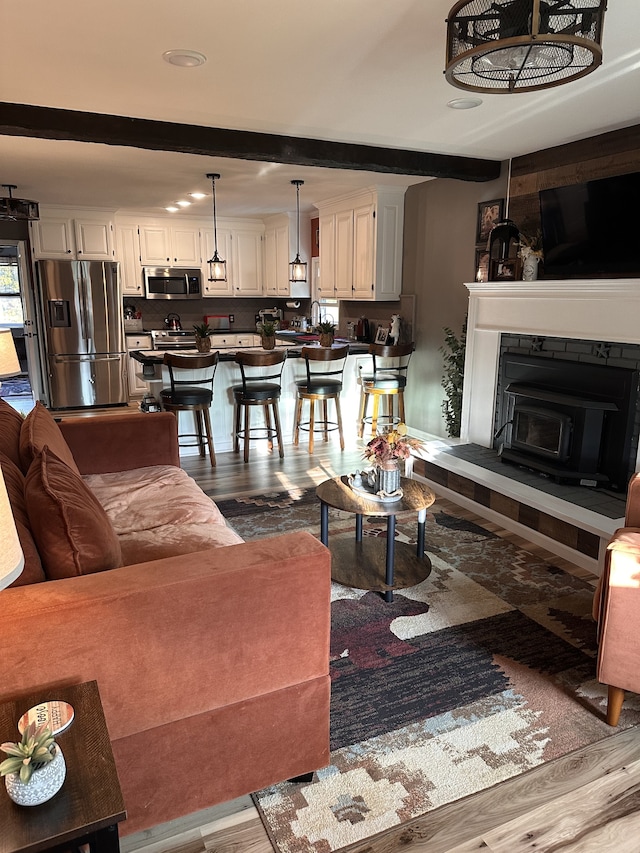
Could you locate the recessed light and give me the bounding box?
[189,192,206,199]
[166,206,179,212]
[447,97,483,110]
[162,49,207,68]
[176,200,191,207]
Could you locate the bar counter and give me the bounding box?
[129,334,371,454]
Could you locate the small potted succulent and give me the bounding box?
[193,322,213,353]
[1,721,66,805]
[315,320,336,347]
[257,319,277,350]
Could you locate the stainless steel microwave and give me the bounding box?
[143,267,202,300]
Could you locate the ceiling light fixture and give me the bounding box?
[447,97,483,109]
[162,49,207,68]
[176,200,191,207]
[166,206,179,212]
[189,192,206,200]
[206,173,227,282]
[445,0,606,93]
[289,180,307,283]
[0,184,39,221]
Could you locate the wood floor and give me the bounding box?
[121,441,640,853]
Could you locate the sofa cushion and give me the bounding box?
[20,402,80,476]
[0,398,24,471]
[83,464,244,564]
[24,446,122,580]
[0,452,46,586]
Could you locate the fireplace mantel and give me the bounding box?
[461,279,640,456]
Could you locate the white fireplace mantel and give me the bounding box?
[461,279,640,455]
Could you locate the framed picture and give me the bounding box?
[476,198,504,243]
[374,326,389,344]
[490,257,520,282]
[475,248,489,282]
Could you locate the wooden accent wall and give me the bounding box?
[509,124,640,239]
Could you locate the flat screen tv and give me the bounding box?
[539,171,640,279]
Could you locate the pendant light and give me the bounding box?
[206,173,226,282]
[488,158,521,280]
[445,0,607,94]
[289,180,307,283]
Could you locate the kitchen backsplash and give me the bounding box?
[121,297,308,332]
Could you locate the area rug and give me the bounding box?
[216,487,640,853]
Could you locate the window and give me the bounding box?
[0,261,23,326]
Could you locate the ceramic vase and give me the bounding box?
[374,461,401,495]
[4,744,66,806]
[195,335,212,353]
[522,254,540,281]
[261,335,276,350]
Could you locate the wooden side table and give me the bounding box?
[316,475,435,602]
[0,681,126,853]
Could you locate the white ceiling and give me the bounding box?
[1,0,639,218]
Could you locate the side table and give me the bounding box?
[316,475,435,602]
[0,680,126,853]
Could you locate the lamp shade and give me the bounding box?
[0,328,20,378]
[0,466,24,589]
[445,0,606,93]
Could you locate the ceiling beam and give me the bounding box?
[0,102,500,183]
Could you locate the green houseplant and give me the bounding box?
[257,319,277,350]
[314,320,336,347]
[193,322,213,353]
[440,320,467,438]
[1,721,67,805]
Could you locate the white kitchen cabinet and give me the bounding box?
[138,223,201,266]
[232,229,264,297]
[264,213,310,298]
[117,224,144,295]
[31,213,114,260]
[315,187,406,301]
[201,227,234,296]
[125,333,152,398]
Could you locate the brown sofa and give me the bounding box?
[0,401,331,836]
[594,472,640,727]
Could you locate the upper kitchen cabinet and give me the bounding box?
[116,224,144,296]
[201,220,264,297]
[263,213,310,299]
[138,222,201,266]
[315,187,406,301]
[31,210,115,260]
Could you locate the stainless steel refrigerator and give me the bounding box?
[37,260,127,409]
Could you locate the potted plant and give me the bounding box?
[315,320,336,347]
[193,322,213,353]
[1,721,66,806]
[257,320,277,350]
[362,423,421,495]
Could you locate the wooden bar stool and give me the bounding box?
[232,349,287,463]
[294,345,349,454]
[358,343,414,438]
[160,351,219,466]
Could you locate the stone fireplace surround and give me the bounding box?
[412,280,640,577]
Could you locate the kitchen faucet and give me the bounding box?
[310,300,321,326]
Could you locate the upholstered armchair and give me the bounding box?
[594,472,640,725]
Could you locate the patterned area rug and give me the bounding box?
[216,487,640,853]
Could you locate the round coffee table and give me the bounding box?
[316,475,435,602]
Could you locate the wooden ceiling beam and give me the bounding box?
[0,102,500,183]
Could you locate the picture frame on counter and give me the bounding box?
[476,198,504,243]
[475,248,489,282]
[374,326,390,345]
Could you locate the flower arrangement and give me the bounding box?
[363,423,421,466]
[518,229,544,260]
[1,722,56,783]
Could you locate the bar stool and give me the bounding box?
[358,342,414,438]
[294,345,349,454]
[232,349,287,463]
[160,352,219,467]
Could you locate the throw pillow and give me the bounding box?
[19,401,80,476]
[0,398,24,471]
[0,452,46,586]
[24,446,122,580]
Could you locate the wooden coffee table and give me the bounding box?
[316,475,435,602]
[0,680,126,853]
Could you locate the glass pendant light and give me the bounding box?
[206,173,227,282]
[289,179,307,283]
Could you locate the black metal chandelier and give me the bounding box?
[289,180,307,283]
[205,173,227,282]
[445,0,607,93]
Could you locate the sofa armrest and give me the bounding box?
[625,473,640,527]
[59,412,179,474]
[0,532,331,742]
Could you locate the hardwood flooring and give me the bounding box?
[121,442,640,853]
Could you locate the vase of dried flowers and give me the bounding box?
[362,424,421,497]
[519,231,543,281]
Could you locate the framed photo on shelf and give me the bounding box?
[475,248,489,282]
[374,326,390,345]
[476,198,504,243]
[490,257,520,281]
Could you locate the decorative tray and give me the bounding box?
[347,472,403,503]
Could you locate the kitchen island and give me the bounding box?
[129,335,370,454]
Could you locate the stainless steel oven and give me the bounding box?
[143,267,202,300]
[150,330,197,350]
